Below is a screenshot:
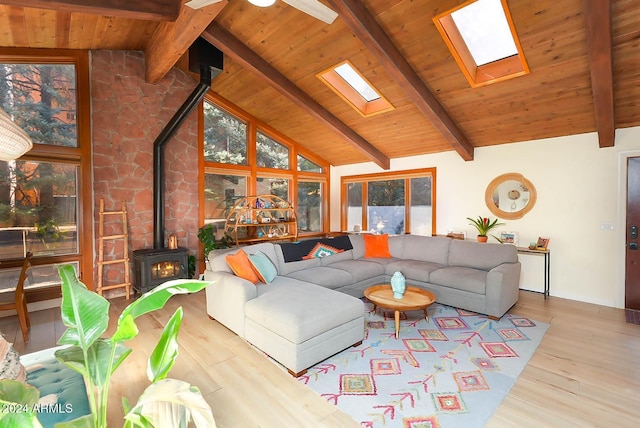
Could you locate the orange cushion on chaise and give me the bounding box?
[225,249,260,284]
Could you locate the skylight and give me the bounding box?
[451,0,517,66]
[334,63,381,102]
[433,0,529,88]
[317,60,394,117]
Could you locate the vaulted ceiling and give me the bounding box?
[0,0,637,168]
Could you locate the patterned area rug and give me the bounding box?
[298,301,548,428]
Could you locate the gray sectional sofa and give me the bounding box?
[204,234,521,376]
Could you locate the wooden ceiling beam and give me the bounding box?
[0,0,180,21]
[202,22,391,170]
[327,0,474,161]
[583,0,615,147]
[145,0,227,83]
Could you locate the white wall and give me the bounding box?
[330,126,640,309]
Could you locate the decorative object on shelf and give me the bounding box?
[390,271,406,299]
[224,194,298,246]
[467,216,504,242]
[446,230,466,240]
[499,231,519,246]
[0,107,33,161]
[167,233,178,249]
[536,237,550,250]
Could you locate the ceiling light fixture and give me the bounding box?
[248,0,276,7]
[0,108,32,161]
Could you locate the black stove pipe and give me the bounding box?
[152,66,212,249]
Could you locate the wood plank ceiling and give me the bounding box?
[0,0,637,167]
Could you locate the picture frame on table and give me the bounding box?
[500,231,518,245]
[536,237,550,250]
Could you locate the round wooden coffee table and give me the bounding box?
[364,284,436,339]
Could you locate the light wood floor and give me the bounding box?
[1,290,639,427]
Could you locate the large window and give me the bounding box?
[203,102,247,165]
[341,168,435,236]
[203,171,247,239]
[0,50,91,293]
[257,132,289,169]
[297,181,322,233]
[201,95,330,238]
[298,154,322,173]
[368,179,405,234]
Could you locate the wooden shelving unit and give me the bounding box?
[224,195,298,246]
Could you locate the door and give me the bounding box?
[625,157,640,323]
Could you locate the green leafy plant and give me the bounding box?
[197,224,232,262]
[0,380,42,427]
[0,264,217,428]
[188,254,196,279]
[467,216,504,237]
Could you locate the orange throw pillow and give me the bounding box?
[363,234,392,258]
[225,249,260,284]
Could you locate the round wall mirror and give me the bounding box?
[485,173,537,220]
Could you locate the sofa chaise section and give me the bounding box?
[205,244,365,377]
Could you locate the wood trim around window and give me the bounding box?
[0,48,93,294]
[433,0,529,88]
[199,91,332,251]
[340,167,436,234]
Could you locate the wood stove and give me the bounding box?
[133,248,188,294]
[130,39,222,295]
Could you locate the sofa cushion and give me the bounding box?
[429,266,487,294]
[348,234,365,259]
[248,251,278,283]
[211,243,279,274]
[225,249,260,284]
[387,235,405,257]
[363,234,392,258]
[324,259,385,283]
[274,246,322,275]
[244,282,364,344]
[210,248,234,273]
[398,235,451,265]
[448,240,518,270]
[285,266,353,289]
[320,248,355,265]
[386,259,445,283]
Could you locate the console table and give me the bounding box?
[517,247,550,299]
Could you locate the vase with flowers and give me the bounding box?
[467,216,504,242]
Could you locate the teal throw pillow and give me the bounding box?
[248,251,278,284]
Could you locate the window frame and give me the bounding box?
[340,168,436,235]
[317,60,394,117]
[0,48,93,297]
[433,0,529,88]
[200,92,331,247]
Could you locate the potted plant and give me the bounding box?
[197,224,232,265]
[467,216,504,242]
[0,264,216,428]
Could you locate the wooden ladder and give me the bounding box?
[97,199,131,299]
